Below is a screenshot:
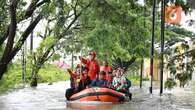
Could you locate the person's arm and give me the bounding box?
[79,56,89,65]
[95,62,100,79]
[108,66,113,72]
[67,69,76,78]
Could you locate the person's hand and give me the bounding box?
[67,68,71,72]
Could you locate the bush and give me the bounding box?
[127,75,149,86]
[165,78,177,90]
[0,63,69,93]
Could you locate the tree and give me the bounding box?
[30,0,93,86]
[166,43,194,87]
[77,0,151,70]
[162,25,195,88]
[0,0,50,79]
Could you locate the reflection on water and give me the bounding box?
[0,81,195,110]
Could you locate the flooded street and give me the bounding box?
[1,81,195,110]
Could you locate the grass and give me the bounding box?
[0,63,70,93]
[38,64,70,83]
[127,75,149,86]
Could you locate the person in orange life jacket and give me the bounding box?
[79,51,100,81]
[66,65,91,100]
[66,64,82,100]
[77,66,91,91]
[89,71,108,87]
[101,60,113,83]
[67,64,82,89]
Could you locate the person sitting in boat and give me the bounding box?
[120,68,131,90]
[77,66,91,91]
[66,64,82,100]
[101,60,113,84]
[67,64,82,89]
[112,68,132,100]
[79,51,100,81]
[112,68,128,92]
[89,71,108,87]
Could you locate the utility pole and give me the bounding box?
[71,35,74,69]
[140,59,144,88]
[160,0,165,95]
[150,0,156,94]
[22,40,27,84]
[140,0,146,89]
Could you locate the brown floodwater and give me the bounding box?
[0,81,195,110]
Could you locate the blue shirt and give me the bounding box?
[90,78,108,87]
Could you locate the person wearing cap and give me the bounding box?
[79,51,100,81]
[89,71,108,87]
[101,60,113,83]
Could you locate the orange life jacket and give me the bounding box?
[80,57,100,80]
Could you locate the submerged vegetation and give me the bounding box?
[0,63,69,93]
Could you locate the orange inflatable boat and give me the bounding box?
[69,87,130,102]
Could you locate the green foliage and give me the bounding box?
[175,71,191,87]
[79,0,151,62]
[38,36,57,53]
[0,0,9,40]
[0,63,24,93]
[51,53,61,61]
[127,75,149,86]
[0,63,69,93]
[167,43,194,88]
[38,64,69,83]
[165,78,177,89]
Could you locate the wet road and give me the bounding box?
[0,81,195,110]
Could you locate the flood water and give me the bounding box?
[0,81,195,110]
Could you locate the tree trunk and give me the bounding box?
[0,64,7,79]
[30,48,52,87]
[0,14,42,80]
[30,63,41,87]
[30,69,37,87]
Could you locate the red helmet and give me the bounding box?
[89,51,96,57]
